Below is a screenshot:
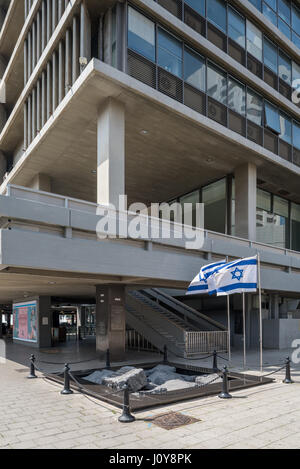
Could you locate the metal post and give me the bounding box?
[283,357,293,384]
[257,253,263,373]
[227,295,231,362]
[118,386,135,423]
[28,355,37,379]
[242,292,246,369]
[212,350,218,372]
[163,345,168,364]
[218,366,232,399]
[61,364,73,395]
[106,348,111,369]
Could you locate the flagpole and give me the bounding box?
[257,253,263,373]
[227,295,231,363]
[242,292,246,369]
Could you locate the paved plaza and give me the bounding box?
[0,340,300,449]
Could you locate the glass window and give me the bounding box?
[263,3,277,26]
[228,7,246,48]
[279,113,292,143]
[292,31,300,50]
[265,102,281,133]
[207,64,227,105]
[274,195,289,218]
[278,0,291,24]
[264,0,277,10]
[185,0,205,16]
[228,78,245,115]
[247,20,263,61]
[273,195,289,249]
[184,48,206,91]
[180,191,200,227]
[207,0,227,33]
[247,89,263,125]
[111,7,117,67]
[292,61,300,89]
[292,4,300,32]
[158,28,183,78]
[264,38,278,74]
[279,52,291,84]
[128,7,155,61]
[257,189,271,211]
[202,179,226,233]
[278,18,291,39]
[291,203,300,252]
[249,0,262,10]
[293,122,300,150]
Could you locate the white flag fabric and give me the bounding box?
[207,256,258,296]
[186,259,227,295]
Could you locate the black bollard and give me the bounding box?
[163,345,168,364]
[118,386,135,423]
[212,350,218,372]
[28,354,37,379]
[61,364,74,395]
[106,349,111,370]
[283,357,294,384]
[218,366,232,399]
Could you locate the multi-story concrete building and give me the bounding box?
[0,0,300,357]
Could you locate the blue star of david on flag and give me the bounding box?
[231,267,244,282]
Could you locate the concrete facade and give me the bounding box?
[0,0,299,353]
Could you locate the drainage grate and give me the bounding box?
[145,412,200,430]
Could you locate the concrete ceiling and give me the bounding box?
[3,62,300,206]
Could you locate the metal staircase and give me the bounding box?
[125,289,227,358]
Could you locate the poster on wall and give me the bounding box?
[13,301,38,343]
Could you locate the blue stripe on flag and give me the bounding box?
[214,283,257,294]
[188,285,208,292]
[201,260,227,272]
[223,259,257,270]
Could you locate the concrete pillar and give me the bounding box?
[46,61,52,119]
[52,51,58,111]
[38,296,52,347]
[96,285,126,360]
[32,21,37,69]
[24,102,28,149]
[58,40,65,103]
[41,70,46,126]
[47,0,52,42]
[42,0,47,51]
[30,173,52,192]
[65,29,72,92]
[28,29,32,77]
[52,0,58,32]
[72,16,80,84]
[27,94,32,145]
[80,2,91,65]
[97,98,125,208]
[270,293,280,320]
[37,11,41,61]
[32,88,36,141]
[234,163,257,241]
[24,40,28,84]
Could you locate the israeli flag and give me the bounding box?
[207,256,258,296]
[186,259,227,295]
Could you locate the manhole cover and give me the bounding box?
[145,412,200,430]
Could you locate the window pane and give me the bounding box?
[228,7,246,48]
[247,89,263,125]
[293,122,300,150]
[185,0,205,16]
[264,38,278,74]
[292,5,300,32]
[228,78,245,115]
[207,64,227,105]
[128,7,155,61]
[292,61,300,89]
[202,179,226,234]
[207,0,226,33]
[274,195,289,217]
[291,203,300,251]
[184,48,205,91]
[265,102,281,133]
[264,0,277,10]
[249,0,262,10]
[279,113,292,143]
[279,52,291,84]
[247,20,263,61]
[278,0,291,24]
[292,31,300,50]
[158,29,183,78]
[278,18,291,39]
[180,191,200,227]
[257,189,271,211]
[263,3,277,26]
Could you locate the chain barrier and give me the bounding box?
[37,357,100,366]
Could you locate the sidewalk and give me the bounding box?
[0,345,300,449]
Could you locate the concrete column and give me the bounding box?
[42,0,46,51]
[46,61,52,119]
[37,11,41,61]
[30,173,52,192]
[97,98,125,208]
[65,28,72,92]
[80,2,91,64]
[36,79,41,132]
[52,51,58,111]
[47,0,52,42]
[24,102,28,149]
[28,29,32,77]
[41,70,46,126]
[96,285,126,360]
[234,163,257,241]
[52,0,58,32]
[58,40,65,103]
[58,0,64,19]
[24,39,28,84]
[72,16,80,84]
[32,21,37,69]
[270,294,280,320]
[32,88,36,141]
[27,94,32,145]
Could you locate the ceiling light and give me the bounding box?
[91,170,97,175]
[140,130,149,135]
